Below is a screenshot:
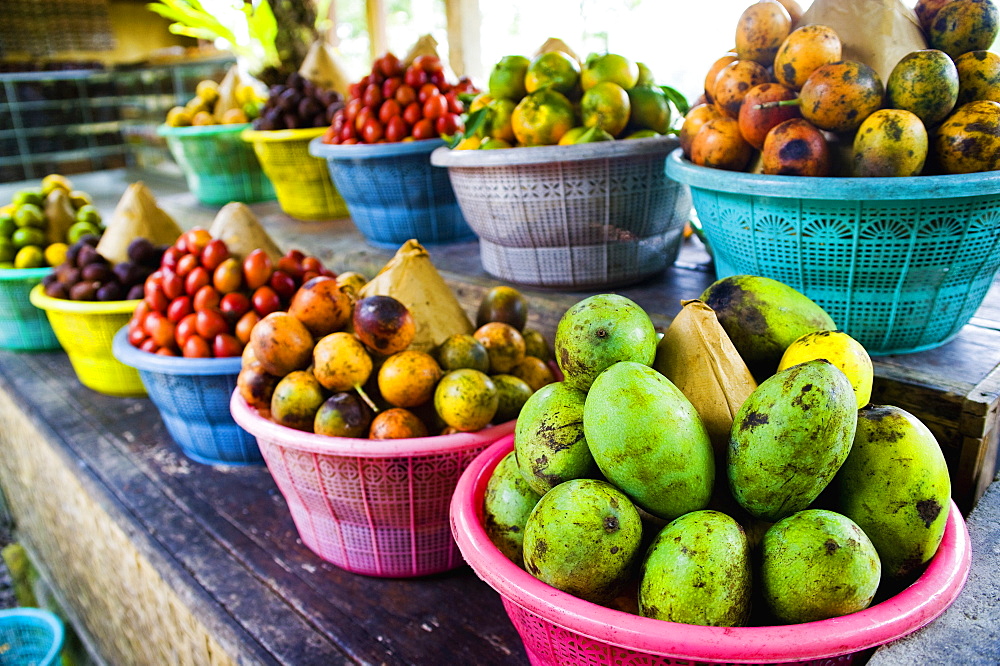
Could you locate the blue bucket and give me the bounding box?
[0,608,65,666]
[0,268,59,351]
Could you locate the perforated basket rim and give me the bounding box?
[241,127,328,143]
[157,122,252,138]
[309,136,445,160]
[666,149,1000,200]
[29,284,139,315]
[231,391,515,458]
[112,327,241,376]
[0,267,52,282]
[451,436,972,663]
[430,135,678,168]
[0,607,65,663]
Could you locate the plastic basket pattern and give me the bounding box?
[309,138,473,247]
[451,437,972,666]
[0,608,65,666]
[242,128,349,220]
[112,328,261,465]
[29,286,145,397]
[431,138,690,289]
[230,392,515,577]
[159,124,276,205]
[0,268,60,351]
[666,150,1000,355]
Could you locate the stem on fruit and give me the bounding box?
[754,99,803,110]
[354,383,379,413]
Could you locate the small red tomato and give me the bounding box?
[181,228,212,256]
[395,84,417,107]
[144,311,175,349]
[345,98,363,123]
[340,122,357,141]
[380,53,402,78]
[378,99,402,124]
[445,91,464,114]
[428,70,447,88]
[175,312,198,347]
[412,118,437,140]
[140,338,158,354]
[362,83,383,108]
[193,285,221,312]
[423,94,449,121]
[128,325,148,347]
[156,347,177,357]
[348,82,363,101]
[200,239,229,272]
[166,295,192,323]
[195,308,228,340]
[404,66,427,89]
[301,256,323,274]
[243,249,273,290]
[182,335,211,358]
[185,266,210,296]
[382,76,402,100]
[368,70,385,86]
[161,245,184,270]
[355,106,374,133]
[414,54,442,73]
[252,286,281,316]
[220,291,251,320]
[161,270,184,301]
[419,82,441,104]
[285,249,306,263]
[133,300,151,322]
[275,257,303,281]
[270,270,297,301]
[144,280,169,312]
[212,333,243,358]
[176,253,199,279]
[342,138,359,144]
[402,101,422,126]
[213,257,243,294]
[385,118,408,143]
[362,117,384,143]
[322,124,339,144]
[235,310,260,345]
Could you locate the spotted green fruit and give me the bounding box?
[484,451,542,567]
[955,50,1000,105]
[523,478,643,604]
[927,0,999,60]
[886,49,958,127]
[836,405,951,580]
[761,509,881,624]
[935,100,1000,174]
[584,361,714,521]
[852,109,928,177]
[729,360,857,522]
[639,510,751,626]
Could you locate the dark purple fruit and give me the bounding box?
[127,238,155,265]
[42,272,57,287]
[44,282,68,299]
[298,96,321,119]
[96,282,123,301]
[80,234,100,248]
[126,284,145,300]
[287,72,306,90]
[69,281,99,301]
[313,392,374,437]
[65,243,81,266]
[278,87,301,111]
[56,265,81,285]
[76,244,102,267]
[282,113,301,130]
[81,263,113,282]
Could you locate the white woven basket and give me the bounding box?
[430,136,690,289]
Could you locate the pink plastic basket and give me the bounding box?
[230,392,516,577]
[451,436,971,665]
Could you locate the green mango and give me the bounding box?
[638,510,751,626]
[522,478,643,604]
[761,509,881,624]
[584,361,714,521]
[484,451,542,567]
[514,382,597,496]
[836,404,952,580]
[554,294,657,391]
[729,360,857,522]
[700,275,836,380]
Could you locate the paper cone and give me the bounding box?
[653,299,758,458]
[213,65,241,120]
[402,34,442,68]
[208,202,283,262]
[534,38,582,65]
[96,182,182,265]
[358,239,473,352]
[299,40,352,97]
[798,0,927,84]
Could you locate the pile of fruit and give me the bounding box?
[41,236,162,302]
[453,50,686,149]
[252,71,345,132]
[485,276,951,627]
[238,284,556,439]
[681,0,1000,175]
[125,227,336,358]
[165,79,265,127]
[320,52,477,145]
[0,174,102,269]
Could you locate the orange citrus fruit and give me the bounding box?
[511,89,576,146]
[489,55,531,101]
[524,51,581,95]
[581,53,639,91]
[484,98,517,142]
[581,81,631,136]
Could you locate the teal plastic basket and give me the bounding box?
[666,150,1000,355]
[0,268,60,351]
[0,608,65,666]
[159,123,276,205]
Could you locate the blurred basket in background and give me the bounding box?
[309,137,474,248]
[158,123,276,205]
[0,607,65,666]
[431,137,690,289]
[230,392,514,577]
[113,329,260,465]
[0,268,60,351]
[28,286,144,397]
[451,436,972,666]
[667,150,1000,355]
[242,127,348,220]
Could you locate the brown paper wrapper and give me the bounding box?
[213,65,241,121]
[534,38,582,65]
[401,35,458,81]
[207,203,283,263]
[95,182,183,265]
[798,0,927,84]
[653,299,757,458]
[358,240,473,352]
[298,40,352,97]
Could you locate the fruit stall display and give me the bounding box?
[666,0,1000,355]
[452,277,971,664]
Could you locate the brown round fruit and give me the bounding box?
[691,116,754,171]
[704,52,739,103]
[738,82,800,149]
[270,370,326,432]
[735,0,792,66]
[680,103,724,158]
[312,332,374,392]
[474,321,527,374]
[476,285,529,331]
[510,356,557,392]
[934,100,1000,174]
[762,118,831,176]
[852,109,928,177]
[237,360,279,411]
[713,60,772,118]
[250,312,314,377]
[377,350,443,408]
[352,295,416,355]
[436,333,491,373]
[288,276,352,337]
[774,24,843,91]
[313,392,373,438]
[369,408,429,439]
[799,60,884,133]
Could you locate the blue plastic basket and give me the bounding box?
[112,328,262,465]
[0,608,65,666]
[309,137,473,248]
[666,149,1000,355]
[0,268,60,351]
[159,123,276,205]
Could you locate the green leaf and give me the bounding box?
[660,85,690,118]
[462,107,489,141]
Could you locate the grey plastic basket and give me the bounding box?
[430,137,690,289]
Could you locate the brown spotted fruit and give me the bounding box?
[738,82,800,150]
[927,0,999,60]
[762,117,831,176]
[835,405,952,580]
[955,50,1000,104]
[691,117,754,171]
[729,360,857,523]
[679,103,724,158]
[798,60,884,133]
[713,60,773,119]
[734,0,792,66]
[703,52,738,103]
[934,99,1000,173]
[774,24,843,91]
[886,49,959,127]
[852,109,928,177]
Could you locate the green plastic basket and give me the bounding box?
[666,150,1000,355]
[0,268,60,351]
[159,123,276,205]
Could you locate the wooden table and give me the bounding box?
[0,169,998,665]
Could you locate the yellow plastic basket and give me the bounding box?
[29,285,145,397]
[242,127,349,221]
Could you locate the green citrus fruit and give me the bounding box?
[0,237,15,263]
[581,53,640,91]
[12,189,43,208]
[11,227,45,249]
[14,204,45,228]
[512,89,577,146]
[581,81,631,136]
[524,51,581,95]
[75,204,101,226]
[14,245,44,269]
[67,221,102,244]
[489,55,531,101]
[0,214,15,238]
